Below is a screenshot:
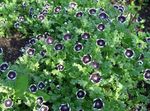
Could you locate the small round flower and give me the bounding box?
[40,50,47,57]
[38,81,46,90]
[118,5,125,13]
[88,8,96,15]
[59,104,71,111]
[26,48,35,56]
[99,12,108,19]
[56,85,61,90]
[138,60,143,65]
[18,16,24,22]
[54,6,61,13]
[76,11,83,17]
[90,72,102,83]
[4,99,13,108]
[91,61,100,69]
[38,14,45,21]
[22,2,26,9]
[29,38,36,45]
[97,23,105,31]
[36,34,44,40]
[76,89,86,99]
[7,70,17,80]
[82,54,92,65]
[29,84,37,93]
[45,37,54,44]
[145,37,150,43]
[54,43,64,51]
[63,33,72,41]
[41,9,48,16]
[14,22,20,28]
[37,96,44,105]
[44,3,50,9]
[57,64,64,71]
[74,43,83,52]
[39,105,49,111]
[144,69,150,80]
[0,62,9,72]
[81,32,90,40]
[118,15,126,23]
[0,47,3,55]
[96,39,106,47]
[113,5,119,9]
[124,48,134,58]
[69,2,77,9]
[93,98,104,110]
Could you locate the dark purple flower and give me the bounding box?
[18,16,24,22]
[93,98,104,110]
[99,12,108,19]
[64,33,72,41]
[44,3,50,9]
[91,61,100,69]
[29,84,37,93]
[96,39,106,47]
[76,89,86,99]
[54,43,64,51]
[145,37,150,43]
[0,47,3,55]
[4,99,13,108]
[124,48,134,58]
[41,9,48,16]
[39,105,49,111]
[81,32,90,40]
[97,23,105,31]
[26,48,35,56]
[14,22,20,28]
[38,81,46,90]
[136,16,142,22]
[45,37,54,45]
[82,54,92,65]
[59,104,71,111]
[74,43,83,52]
[36,34,44,40]
[88,8,96,15]
[113,5,119,9]
[38,14,45,21]
[76,11,83,17]
[118,15,126,23]
[40,50,47,57]
[144,69,150,80]
[69,2,77,9]
[7,70,17,80]
[54,6,61,13]
[0,62,9,72]
[29,38,36,45]
[37,96,44,105]
[90,72,101,83]
[118,5,125,13]
[57,64,64,71]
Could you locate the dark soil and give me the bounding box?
[0,34,29,63]
[139,0,150,32]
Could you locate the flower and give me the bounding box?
[96,39,106,47]
[26,48,35,56]
[59,104,71,111]
[64,33,72,41]
[99,12,108,19]
[69,2,77,9]
[76,11,83,17]
[37,96,44,105]
[97,23,105,31]
[124,48,134,58]
[93,98,104,110]
[45,37,54,45]
[38,14,45,21]
[4,99,13,108]
[54,6,61,13]
[82,54,92,65]
[81,32,90,40]
[0,62,9,72]
[7,70,17,80]
[91,61,100,69]
[14,22,20,29]
[118,15,126,23]
[74,43,83,52]
[88,8,97,15]
[39,105,49,111]
[29,38,36,45]
[144,69,150,80]
[57,64,64,71]
[54,43,64,51]
[29,84,37,93]
[38,81,46,90]
[76,89,86,99]
[89,72,102,83]
[40,50,47,57]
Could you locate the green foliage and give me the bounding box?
[0,0,150,111]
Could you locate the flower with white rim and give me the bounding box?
[59,103,71,111]
[76,89,86,99]
[93,98,104,110]
[96,39,106,48]
[89,72,102,83]
[54,6,62,13]
[39,105,49,111]
[81,54,92,65]
[97,23,105,31]
[37,96,44,105]
[74,43,83,52]
[69,2,77,9]
[29,84,38,93]
[4,99,13,108]
[0,62,9,72]
[26,48,35,56]
[124,48,135,58]
[7,70,17,80]
[143,69,150,80]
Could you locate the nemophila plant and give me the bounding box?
[0,0,150,111]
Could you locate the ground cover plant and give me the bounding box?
[0,0,150,111]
